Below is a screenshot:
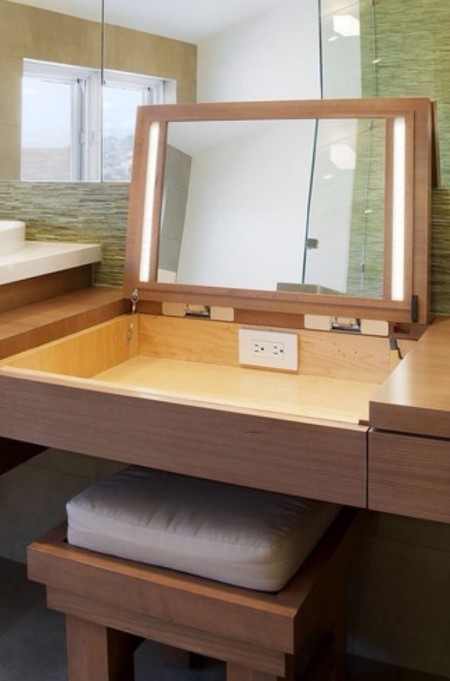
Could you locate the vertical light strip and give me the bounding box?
[139,121,160,282]
[391,116,406,301]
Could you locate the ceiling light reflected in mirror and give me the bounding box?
[332,15,360,37]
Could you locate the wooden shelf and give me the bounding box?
[0,286,127,358]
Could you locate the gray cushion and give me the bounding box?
[67,466,341,592]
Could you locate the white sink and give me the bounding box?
[0,241,102,285]
[0,221,26,256]
[0,220,102,285]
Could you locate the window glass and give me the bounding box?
[21,60,171,182]
[102,86,146,181]
[21,77,74,181]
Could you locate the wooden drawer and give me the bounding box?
[0,370,367,506]
[369,430,450,522]
[0,314,371,507]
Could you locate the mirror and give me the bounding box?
[159,118,316,291]
[0,1,448,188]
[125,98,432,324]
[0,0,198,181]
[158,117,386,298]
[0,0,322,181]
[0,0,102,181]
[303,117,386,298]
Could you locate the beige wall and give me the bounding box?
[104,24,196,104]
[0,0,196,179]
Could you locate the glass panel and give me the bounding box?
[21,77,73,181]
[157,117,387,298]
[0,1,102,181]
[102,86,143,181]
[303,118,386,297]
[320,0,377,98]
[158,119,315,291]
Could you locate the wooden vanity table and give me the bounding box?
[1,95,449,680]
[0,97,441,521]
[0,311,380,507]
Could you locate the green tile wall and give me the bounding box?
[370,0,450,314]
[354,0,450,314]
[0,179,449,315]
[371,0,450,186]
[0,181,128,287]
[346,119,386,298]
[431,190,450,314]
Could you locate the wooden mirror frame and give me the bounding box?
[124,98,433,326]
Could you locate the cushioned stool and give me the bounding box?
[27,467,363,681]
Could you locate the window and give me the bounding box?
[21,59,171,181]
[102,72,165,181]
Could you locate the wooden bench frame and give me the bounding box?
[27,508,364,681]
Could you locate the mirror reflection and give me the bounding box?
[0,0,196,182]
[0,0,320,182]
[304,118,386,298]
[158,117,386,298]
[0,0,102,181]
[127,98,432,321]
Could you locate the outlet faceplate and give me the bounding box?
[238,328,298,371]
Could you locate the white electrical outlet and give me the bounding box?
[238,329,298,371]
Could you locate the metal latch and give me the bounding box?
[126,288,139,344]
[130,287,139,314]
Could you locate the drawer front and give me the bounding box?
[369,430,450,522]
[0,373,367,507]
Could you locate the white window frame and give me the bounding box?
[22,59,174,181]
[102,70,167,104]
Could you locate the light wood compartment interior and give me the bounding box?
[0,313,408,426]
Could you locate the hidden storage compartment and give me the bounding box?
[0,312,404,506]
[0,313,399,425]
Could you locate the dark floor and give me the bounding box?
[0,557,445,681]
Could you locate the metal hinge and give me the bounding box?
[331,317,361,333]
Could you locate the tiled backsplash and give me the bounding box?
[431,190,450,314]
[0,180,449,315]
[0,181,129,287]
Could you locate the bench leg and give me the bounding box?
[66,615,138,681]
